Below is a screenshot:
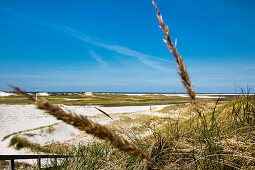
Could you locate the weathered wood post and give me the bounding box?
[37,158,41,170]
[9,159,14,170]
[54,157,57,167]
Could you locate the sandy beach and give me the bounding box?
[0,104,172,156]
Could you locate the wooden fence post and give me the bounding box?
[54,157,57,167]
[9,159,14,170]
[0,155,71,169]
[37,158,41,170]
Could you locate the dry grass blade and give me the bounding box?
[94,107,113,120]
[152,0,206,127]
[11,85,163,169]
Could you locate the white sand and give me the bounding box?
[37,92,50,96]
[0,104,172,156]
[0,91,16,96]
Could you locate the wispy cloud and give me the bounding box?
[89,51,108,68]
[238,66,255,72]
[48,26,172,71]
[0,74,52,79]
[223,65,255,77]
[94,42,171,71]
[0,5,172,71]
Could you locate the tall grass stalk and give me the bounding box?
[152,0,206,129]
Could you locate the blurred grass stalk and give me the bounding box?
[152,0,207,129]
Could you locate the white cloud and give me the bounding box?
[89,51,108,68]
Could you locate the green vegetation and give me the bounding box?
[9,136,71,154]
[0,93,234,106]
[148,94,255,169]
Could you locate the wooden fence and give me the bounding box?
[0,154,70,170]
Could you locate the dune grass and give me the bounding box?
[153,94,255,169]
[9,135,72,154]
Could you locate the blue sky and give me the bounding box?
[0,0,255,93]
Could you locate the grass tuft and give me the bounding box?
[9,136,70,154]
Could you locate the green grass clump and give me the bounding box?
[146,94,255,169]
[9,136,71,154]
